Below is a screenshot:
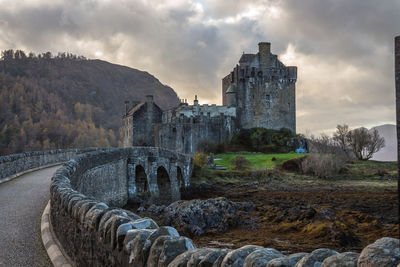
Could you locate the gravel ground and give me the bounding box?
[0,166,60,267]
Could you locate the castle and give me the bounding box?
[122,42,297,154]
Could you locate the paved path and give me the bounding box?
[0,166,60,267]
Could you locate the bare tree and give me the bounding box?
[308,133,334,154]
[346,127,385,160]
[333,124,350,156]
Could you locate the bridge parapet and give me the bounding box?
[49,147,193,266]
[0,148,101,183]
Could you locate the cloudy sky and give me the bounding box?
[0,0,399,134]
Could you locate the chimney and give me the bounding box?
[146,95,154,104]
[258,42,271,70]
[194,95,198,106]
[124,100,129,115]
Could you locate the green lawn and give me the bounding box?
[213,152,305,171]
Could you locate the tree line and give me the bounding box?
[0,50,119,155]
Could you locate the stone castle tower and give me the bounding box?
[222,42,297,132]
[122,41,297,154]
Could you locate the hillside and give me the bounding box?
[371,124,397,162]
[0,50,180,155]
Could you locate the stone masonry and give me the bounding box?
[222,42,297,132]
[122,42,297,154]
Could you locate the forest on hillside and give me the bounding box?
[0,50,179,155]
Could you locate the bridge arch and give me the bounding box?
[135,165,148,194]
[156,166,172,204]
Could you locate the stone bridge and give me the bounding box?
[72,147,192,206]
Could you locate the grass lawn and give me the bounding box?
[213,152,305,171]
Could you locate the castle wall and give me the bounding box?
[122,116,133,147]
[156,115,235,154]
[123,102,162,147]
[222,75,230,105]
[175,104,236,118]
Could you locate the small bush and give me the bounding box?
[271,157,277,161]
[301,154,345,178]
[192,152,208,177]
[193,152,208,168]
[280,156,306,173]
[231,156,251,170]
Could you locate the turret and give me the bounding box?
[287,66,297,83]
[124,100,129,115]
[146,95,154,104]
[258,42,271,70]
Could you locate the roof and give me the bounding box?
[239,53,256,63]
[226,84,236,94]
[127,102,145,116]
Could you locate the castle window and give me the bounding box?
[266,95,270,101]
[266,102,270,108]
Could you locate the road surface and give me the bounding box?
[0,166,60,267]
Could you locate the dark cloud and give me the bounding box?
[0,0,397,134]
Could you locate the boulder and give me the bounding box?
[146,236,175,267]
[158,237,196,267]
[167,249,203,267]
[267,253,308,267]
[163,197,255,235]
[122,229,154,254]
[220,245,263,267]
[83,202,108,229]
[117,218,159,249]
[243,248,285,267]
[131,218,159,229]
[109,216,133,249]
[141,226,180,265]
[295,249,338,267]
[358,237,400,267]
[321,252,359,267]
[129,230,154,267]
[187,248,216,267]
[199,249,231,267]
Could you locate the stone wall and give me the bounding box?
[122,97,163,147]
[50,147,399,267]
[156,115,236,154]
[50,147,194,266]
[0,148,99,182]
